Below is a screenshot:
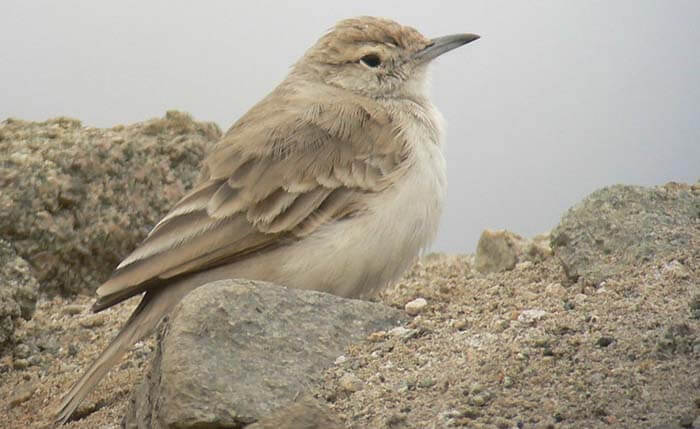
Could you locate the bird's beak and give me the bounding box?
[413,33,480,63]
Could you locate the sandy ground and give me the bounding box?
[2,250,699,429]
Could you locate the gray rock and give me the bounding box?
[0,111,220,295]
[551,183,700,284]
[656,323,696,356]
[6,379,37,410]
[692,415,700,429]
[246,395,344,429]
[0,239,39,355]
[124,279,406,429]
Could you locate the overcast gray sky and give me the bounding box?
[2,1,699,253]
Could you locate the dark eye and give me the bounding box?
[360,54,381,68]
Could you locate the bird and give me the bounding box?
[53,16,479,424]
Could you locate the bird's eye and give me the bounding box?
[360,54,382,68]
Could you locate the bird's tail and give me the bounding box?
[52,291,169,425]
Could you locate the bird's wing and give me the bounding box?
[93,92,409,311]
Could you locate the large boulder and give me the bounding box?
[0,239,39,355]
[551,183,700,285]
[0,111,220,296]
[124,279,407,429]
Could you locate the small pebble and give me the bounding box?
[545,282,566,298]
[367,331,386,342]
[470,383,485,395]
[517,309,547,324]
[339,373,364,393]
[515,261,533,270]
[691,295,700,310]
[385,414,407,426]
[27,355,42,367]
[13,359,29,370]
[418,378,436,388]
[79,313,107,328]
[454,319,468,331]
[389,326,411,337]
[388,326,419,341]
[63,304,84,315]
[13,344,31,359]
[405,298,427,316]
[7,380,37,409]
[679,413,694,427]
[596,336,615,347]
[664,260,690,279]
[469,392,489,406]
[461,406,481,419]
[690,295,700,320]
[493,319,510,332]
[67,344,79,357]
[692,415,700,429]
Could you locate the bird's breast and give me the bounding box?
[281,101,447,297]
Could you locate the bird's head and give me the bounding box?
[295,16,479,99]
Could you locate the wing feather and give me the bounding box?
[94,86,410,310]
[257,187,333,233]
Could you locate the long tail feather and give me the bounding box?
[53,291,168,425]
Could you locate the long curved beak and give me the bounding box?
[414,33,480,63]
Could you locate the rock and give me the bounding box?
[474,229,552,274]
[692,415,700,429]
[338,373,364,393]
[656,323,696,356]
[679,413,694,428]
[246,396,344,429]
[6,379,37,409]
[0,112,220,295]
[405,298,427,315]
[474,229,519,273]
[77,313,108,329]
[12,359,28,370]
[690,295,700,320]
[124,279,406,429]
[596,336,615,348]
[527,232,554,262]
[515,261,533,270]
[664,260,692,279]
[12,343,31,359]
[62,304,85,316]
[0,239,39,355]
[367,331,387,342]
[517,309,547,324]
[544,282,566,298]
[551,184,700,285]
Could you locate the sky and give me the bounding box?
[1,1,699,253]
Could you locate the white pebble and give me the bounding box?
[405,298,427,315]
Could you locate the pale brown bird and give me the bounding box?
[54,16,479,424]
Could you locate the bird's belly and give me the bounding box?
[280,141,447,297]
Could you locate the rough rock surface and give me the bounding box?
[551,183,700,285]
[246,395,344,429]
[0,111,219,296]
[123,280,407,429]
[0,239,39,355]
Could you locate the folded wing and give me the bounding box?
[93,90,409,311]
